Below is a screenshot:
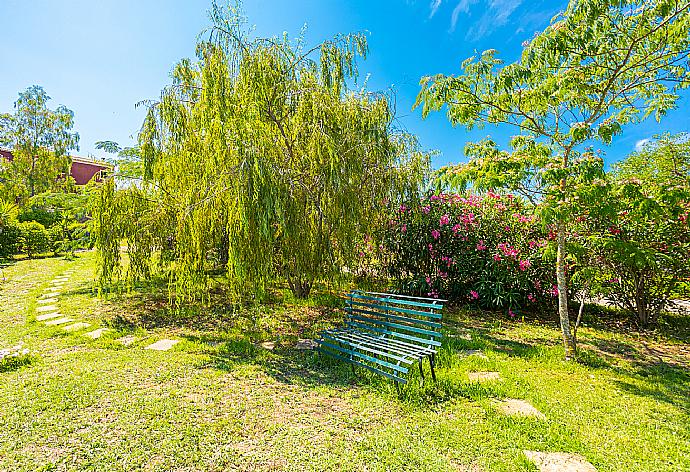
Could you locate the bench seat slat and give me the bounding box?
[320,333,416,364]
[317,340,410,374]
[354,290,448,306]
[346,306,442,329]
[348,299,442,320]
[347,320,442,347]
[337,328,437,355]
[348,314,443,338]
[324,328,431,359]
[317,348,407,384]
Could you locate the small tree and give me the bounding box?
[416,0,690,358]
[0,86,79,202]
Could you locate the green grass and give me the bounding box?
[1,252,689,471]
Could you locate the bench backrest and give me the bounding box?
[344,290,445,349]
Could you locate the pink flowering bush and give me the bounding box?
[378,192,555,310]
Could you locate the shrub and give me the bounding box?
[19,221,50,258]
[0,202,21,258]
[376,192,556,312]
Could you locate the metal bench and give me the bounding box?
[317,290,445,386]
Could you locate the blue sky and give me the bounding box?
[1,0,688,168]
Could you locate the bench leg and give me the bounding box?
[395,380,401,396]
[429,354,437,383]
[419,358,425,386]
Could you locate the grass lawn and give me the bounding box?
[1,252,689,471]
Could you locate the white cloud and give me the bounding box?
[634,138,651,152]
[450,0,478,32]
[429,0,443,19]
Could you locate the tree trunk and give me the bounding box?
[556,221,577,359]
[287,275,312,299]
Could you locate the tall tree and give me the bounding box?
[0,86,79,202]
[416,0,690,358]
[94,2,428,301]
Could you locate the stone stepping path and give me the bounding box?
[117,335,137,346]
[260,341,276,350]
[45,317,74,326]
[85,328,110,339]
[523,451,597,472]
[462,349,488,360]
[468,371,501,382]
[40,292,60,299]
[63,322,91,332]
[294,338,318,350]
[36,305,58,313]
[145,339,179,351]
[494,399,545,419]
[36,312,62,322]
[37,297,58,304]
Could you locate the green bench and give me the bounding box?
[317,290,445,385]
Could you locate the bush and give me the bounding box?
[19,221,50,258]
[375,192,556,312]
[0,221,21,258]
[18,206,60,228]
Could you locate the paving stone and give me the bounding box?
[294,338,318,350]
[85,328,110,339]
[463,349,488,360]
[37,297,58,304]
[468,371,501,382]
[523,451,597,472]
[36,312,62,321]
[45,317,74,326]
[145,339,179,351]
[63,322,91,332]
[40,292,60,299]
[259,341,276,350]
[448,333,473,341]
[116,335,136,346]
[36,305,58,312]
[495,399,546,419]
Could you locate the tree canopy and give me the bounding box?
[416,0,690,358]
[94,3,429,301]
[0,85,79,202]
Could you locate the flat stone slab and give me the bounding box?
[495,399,545,419]
[40,292,60,299]
[37,298,58,304]
[116,335,136,346]
[523,451,597,472]
[468,371,501,382]
[36,305,58,312]
[260,341,275,350]
[63,322,91,332]
[45,317,74,326]
[85,328,110,339]
[145,339,179,351]
[36,312,62,321]
[463,349,488,360]
[294,339,318,350]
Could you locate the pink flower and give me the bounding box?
[422,206,431,214]
[438,270,448,279]
[399,204,407,213]
[439,214,450,226]
[452,224,462,235]
[476,240,487,251]
[519,260,531,271]
[527,293,536,303]
[528,240,537,249]
[425,276,431,285]
[508,308,515,318]
[504,225,511,232]
[493,254,502,262]
[470,290,479,300]
[401,224,407,233]
[550,285,559,297]
[431,229,440,240]
[428,289,439,299]
[430,195,441,202]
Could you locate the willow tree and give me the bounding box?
[95,3,427,301]
[416,0,690,358]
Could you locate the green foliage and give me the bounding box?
[0,85,79,202]
[19,220,50,258]
[415,0,690,357]
[580,135,690,325]
[0,201,21,258]
[94,3,428,301]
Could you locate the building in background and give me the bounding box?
[0,150,111,185]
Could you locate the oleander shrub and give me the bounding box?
[377,192,556,312]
